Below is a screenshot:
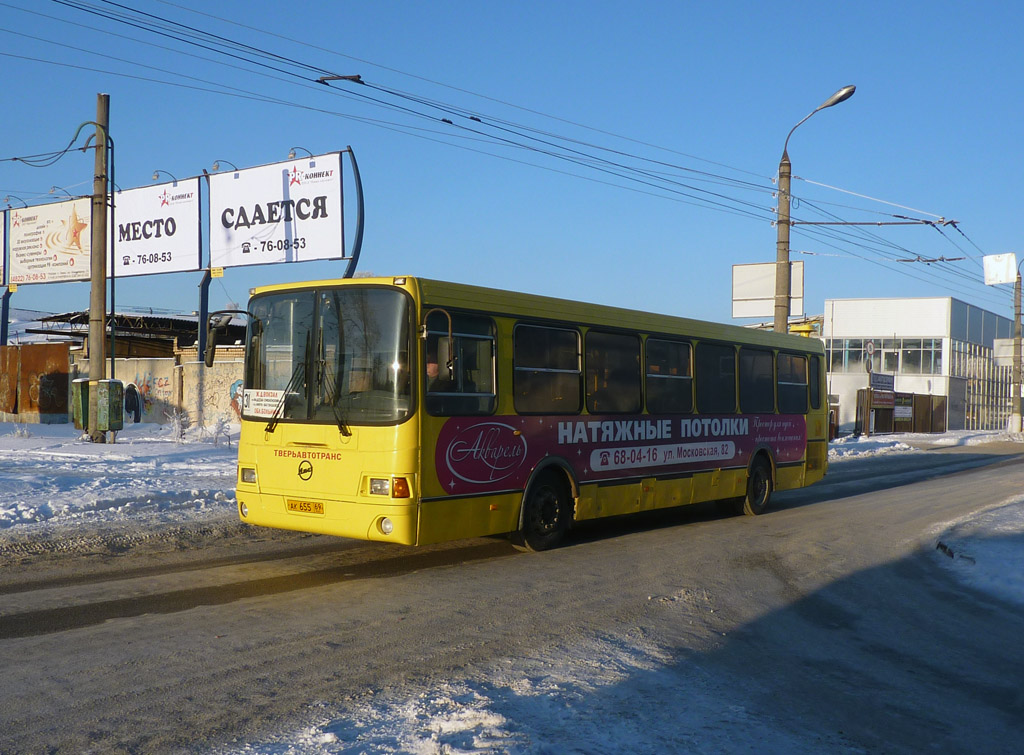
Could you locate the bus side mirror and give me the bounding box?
[204,312,234,368]
[203,339,217,368]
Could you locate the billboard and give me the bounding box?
[983,253,1017,286]
[8,199,92,284]
[731,261,804,319]
[111,179,202,277]
[1,211,5,284]
[208,153,345,269]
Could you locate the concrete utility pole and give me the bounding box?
[774,154,792,334]
[88,93,109,442]
[774,85,856,333]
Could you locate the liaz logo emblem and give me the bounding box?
[297,460,313,480]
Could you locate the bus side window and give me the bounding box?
[646,338,693,414]
[778,353,809,414]
[424,311,496,416]
[513,324,581,414]
[739,347,775,414]
[809,355,822,410]
[695,342,737,414]
[586,331,641,414]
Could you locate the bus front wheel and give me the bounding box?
[742,458,772,516]
[514,471,570,552]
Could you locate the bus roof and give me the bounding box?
[250,275,823,353]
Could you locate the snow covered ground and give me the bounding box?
[1,422,1022,753]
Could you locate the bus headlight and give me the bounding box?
[240,467,257,484]
[379,517,394,535]
[239,502,248,518]
[369,477,410,497]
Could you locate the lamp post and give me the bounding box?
[983,253,1023,433]
[774,85,856,333]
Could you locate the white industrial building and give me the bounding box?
[823,297,1015,435]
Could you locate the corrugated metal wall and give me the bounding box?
[0,343,71,417]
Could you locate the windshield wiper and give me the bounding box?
[265,360,306,434]
[319,362,352,437]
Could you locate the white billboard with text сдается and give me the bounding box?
[208,153,344,269]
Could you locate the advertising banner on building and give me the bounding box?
[8,199,92,284]
[111,179,202,277]
[208,153,345,269]
[1,211,6,285]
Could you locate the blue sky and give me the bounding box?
[1,0,1021,323]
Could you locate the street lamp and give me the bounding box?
[288,146,313,159]
[49,185,75,199]
[774,85,856,333]
[212,159,239,173]
[982,253,1023,433]
[152,169,178,185]
[2,194,27,208]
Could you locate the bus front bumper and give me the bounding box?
[235,491,418,545]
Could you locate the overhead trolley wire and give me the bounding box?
[12,0,1000,308]
[150,0,773,183]
[36,0,938,240]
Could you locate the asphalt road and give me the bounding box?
[1,443,1023,753]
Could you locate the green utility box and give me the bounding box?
[71,378,88,429]
[72,378,124,432]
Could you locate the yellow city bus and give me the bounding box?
[207,276,828,551]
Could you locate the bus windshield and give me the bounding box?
[244,286,412,426]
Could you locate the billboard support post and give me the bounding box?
[0,287,10,346]
[342,145,364,279]
[198,268,212,357]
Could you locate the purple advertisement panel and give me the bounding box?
[434,414,807,496]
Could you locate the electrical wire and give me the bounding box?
[3,0,1006,312]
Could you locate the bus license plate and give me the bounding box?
[286,499,325,515]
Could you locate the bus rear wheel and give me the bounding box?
[742,458,772,516]
[514,471,570,552]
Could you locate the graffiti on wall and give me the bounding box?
[129,372,174,420]
[229,379,244,419]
